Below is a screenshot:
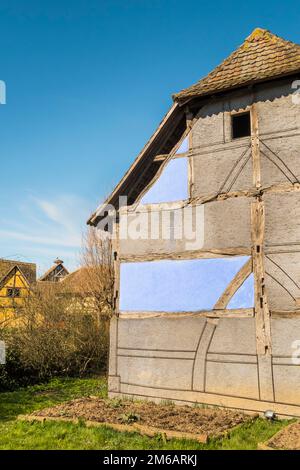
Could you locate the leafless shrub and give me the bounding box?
[3,281,108,379]
[1,227,113,382]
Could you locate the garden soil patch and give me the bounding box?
[264,421,300,450]
[30,396,252,438]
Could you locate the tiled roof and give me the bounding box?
[38,262,69,282]
[173,28,300,103]
[0,259,36,285]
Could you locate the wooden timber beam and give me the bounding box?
[271,309,300,318]
[249,103,272,357]
[250,104,262,189]
[119,248,251,263]
[112,222,120,317]
[214,258,252,310]
[251,200,272,355]
[119,308,254,320]
[133,126,193,208]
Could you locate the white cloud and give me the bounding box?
[0,193,91,272]
[0,229,79,247]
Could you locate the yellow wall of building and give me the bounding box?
[0,268,30,325]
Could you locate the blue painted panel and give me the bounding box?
[140,157,188,205]
[120,257,253,312]
[175,137,189,154]
[227,273,254,309]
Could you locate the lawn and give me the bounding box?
[0,376,290,450]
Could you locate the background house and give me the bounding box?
[38,257,111,317]
[0,259,36,324]
[38,258,69,283]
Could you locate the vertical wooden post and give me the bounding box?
[251,201,271,356]
[250,104,273,401]
[187,117,194,200]
[112,220,120,316]
[250,103,271,354]
[250,104,261,189]
[251,198,274,401]
[108,219,120,395]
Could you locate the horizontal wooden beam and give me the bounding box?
[118,308,254,319]
[118,182,300,217]
[119,248,251,263]
[191,182,300,207]
[271,309,300,318]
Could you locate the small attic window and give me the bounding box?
[231,112,251,139]
[7,287,20,298]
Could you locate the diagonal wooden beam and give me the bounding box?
[214,258,253,310]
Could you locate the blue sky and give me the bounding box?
[0,0,299,275]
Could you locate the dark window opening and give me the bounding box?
[232,112,251,139]
[7,287,21,298]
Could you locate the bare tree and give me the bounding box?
[2,281,108,379]
[78,227,114,318]
[0,227,114,382]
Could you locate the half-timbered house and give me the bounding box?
[89,28,300,417]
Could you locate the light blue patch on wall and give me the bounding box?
[140,157,188,205]
[120,257,253,312]
[227,273,254,309]
[175,137,189,154]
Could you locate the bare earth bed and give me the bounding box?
[31,397,252,437]
[266,421,300,450]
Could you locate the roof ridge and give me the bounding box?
[245,27,300,47]
[0,258,36,266]
[207,29,300,74]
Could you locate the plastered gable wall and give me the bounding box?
[191,82,300,198]
[110,79,300,417]
[119,82,300,260]
[264,192,300,311]
[119,197,252,257]
[188,81,300,314]
[271,318,300,405]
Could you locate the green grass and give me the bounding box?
[0,376,107,421]
[0,376,290,450]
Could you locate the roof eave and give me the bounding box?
[87,102,186,227]
[174,68,300,105]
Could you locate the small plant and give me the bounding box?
[192,402,208,409]
[160,399,174,407]
[109,398,123,409]
[77,417,86,428]
[120,412,140,424]
[125,395,135,403]
[155,432,167,444]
